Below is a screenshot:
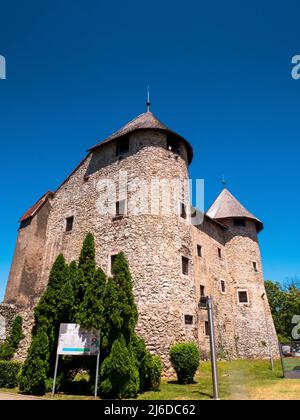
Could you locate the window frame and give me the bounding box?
[116,137,130,157]
[197,245,202,257]
[184,315,194,326]
[220,279,226,294]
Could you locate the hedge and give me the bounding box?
[0,361,23,388]
[169,343,200,384]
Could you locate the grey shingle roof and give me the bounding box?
[207,188,263,231]
[88,112,193,164]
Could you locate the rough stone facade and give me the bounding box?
[1,111,279,373]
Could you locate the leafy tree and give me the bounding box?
[169,343,200,384]
[0,316,24,361]
[265,280,300,342]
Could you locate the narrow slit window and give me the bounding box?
[205,321,210,337]
[110,254,118,274]
[180,202,187,219]
[200,285,205,298]
[197,245,202,257]
[185,315,193,325]
[220,280,226,293]
[66,216,74,232]
[115,199,126,217]
[182,256,189,275]
[253,261,258,272]
[218,248,222,259]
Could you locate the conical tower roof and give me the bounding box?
[89,111,193,164]
[207,188,263,232]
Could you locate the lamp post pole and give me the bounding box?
[207,296,220,400]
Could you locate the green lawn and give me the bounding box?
[1,359,300,400]
[138,359,300,400]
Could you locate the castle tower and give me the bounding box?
[207,189,279,358]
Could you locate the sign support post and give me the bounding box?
[52,354,59,398]
[94,349,100,399]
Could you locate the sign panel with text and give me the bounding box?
[57,323,100,356]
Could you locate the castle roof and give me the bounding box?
[19,191,53,223]
[207,188,263,232]
[88,111,194,164]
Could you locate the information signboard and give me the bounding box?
[57,323,100,356]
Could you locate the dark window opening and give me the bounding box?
[200,285,205,297]
[221,280,226,293]
[218,248,222,259]
[182,256,189,275]
[116,137,129,156]
[234,218,246,227]
[197,245,202,257]
[205,321,210,336]
[111,254,118,273]
[180,202,187,219]
[185,315,193,325]
[238,291,249,304]
[115,199,126,217]
[66,216,74,232]
[253,261,258,272]
[167,137,179,153]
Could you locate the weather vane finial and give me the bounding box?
[146,85,150,112]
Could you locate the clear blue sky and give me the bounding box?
[0,0,300,300]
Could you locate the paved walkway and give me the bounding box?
[0,391,47,400]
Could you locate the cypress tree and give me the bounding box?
[102,252,138,352]
[77,268,106,330]
[19,329,50,395]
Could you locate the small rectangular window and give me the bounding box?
[185,315,193,325]
[234,218,246,227]
[197,245,202,257]
[180,202,187,219]
[253,261,258,272]
[66,216,74,232]
[200,285,205,297]
[220,280,226,293]
[238,290,249,304]
[205,321,210,336]
[218,248,222,259]
[115,199,126,217]
[182,256,189,275]
[116,137,129,156]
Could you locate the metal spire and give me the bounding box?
[146,85,150,112]
[222,175,227,188]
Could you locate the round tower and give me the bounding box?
[207,189,279,359]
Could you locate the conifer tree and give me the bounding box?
[77,268,106,330]
[102,252,138,352]
[100,335,140,399]
[19,329,50,396]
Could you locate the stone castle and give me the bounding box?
[0,107,279,371]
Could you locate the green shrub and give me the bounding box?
[100,335,140,398]
[0,361,22,388]
[0,316,24,361]
[147,356,163,391]
[131,335,162,391]
[169,342,200,384]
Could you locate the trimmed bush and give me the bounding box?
[0,361,22,388]
[169,343,200,384]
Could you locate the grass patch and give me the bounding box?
[1,360,300,400]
